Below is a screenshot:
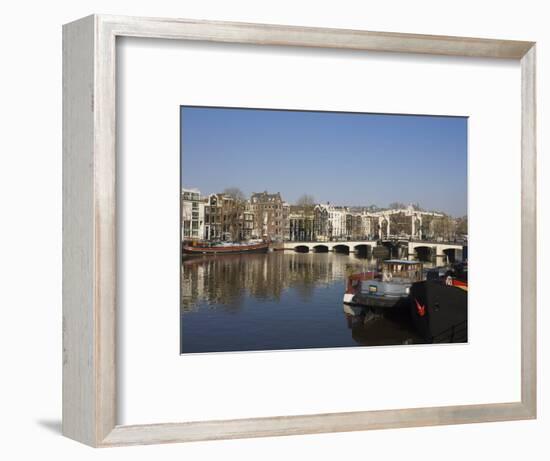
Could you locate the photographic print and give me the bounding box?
[180,107,468,354]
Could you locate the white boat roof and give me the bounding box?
[383,259,422,264]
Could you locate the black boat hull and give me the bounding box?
[409,281,467,343]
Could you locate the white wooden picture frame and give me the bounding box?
[62,14,536,447]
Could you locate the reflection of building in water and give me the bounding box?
[180,262,207,308]
[181,253,371,311]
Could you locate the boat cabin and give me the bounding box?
[343,260,424,308]
[379,260,423,283]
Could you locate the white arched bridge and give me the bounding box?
[283,241,378,254]
[282,240,464,261]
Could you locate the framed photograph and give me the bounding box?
[179,106,469,353]
[63,15,536,447]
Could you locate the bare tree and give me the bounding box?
[389,212,410,236]
[293,195,316,241]
[388,201,406,210]
[223,187,245,202]
[296,194,316,207]
[431,215,457,241]
[220,188,247,241]
[455,215,468,237]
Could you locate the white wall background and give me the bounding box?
[0,0,547,459]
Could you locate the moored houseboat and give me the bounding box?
[409,277,467,343]
[342,271,376,305]
[182,240,270,256]
[343,260,423,310]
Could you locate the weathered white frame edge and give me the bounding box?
[62,14,537,447]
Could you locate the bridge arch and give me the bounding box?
[294,245,310,253]
[313,245,329,253]
[380,240,398,259]
[443,247,459,263]
[354,244,372,257]
[333,244,350,255]
[413,245,435,262]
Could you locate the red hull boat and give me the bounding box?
[182,241,270,256]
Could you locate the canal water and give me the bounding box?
[180,252,443,353]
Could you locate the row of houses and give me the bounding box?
[181,189,287,242]
[182,188,458,242]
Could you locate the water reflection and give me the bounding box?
[180,252,428,353]
[182,252,372,310]
[343,304,419,346]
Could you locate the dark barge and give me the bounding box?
[409,278,468,343]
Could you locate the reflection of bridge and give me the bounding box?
[282,240,464,260]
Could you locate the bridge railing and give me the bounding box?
[409,239,467,246]
[283,240,377,244]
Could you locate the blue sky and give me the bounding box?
[181,106,467,217]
